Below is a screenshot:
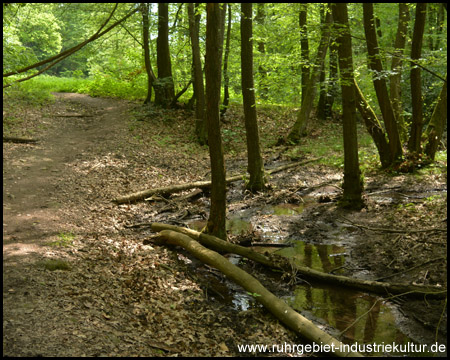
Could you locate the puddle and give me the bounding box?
[286,283,430,356]
[227,217,253,235]
[274,241,347,274]
[272,203,305,216]
[186,199,444,355]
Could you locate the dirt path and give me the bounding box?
[3,93,146,356]
[4,93,129,258]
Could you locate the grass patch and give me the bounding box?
[37,259,71,271]
[46,232,75,247]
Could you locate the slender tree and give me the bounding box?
[424,74,447,160]
[389,3,409,142]
[299,4,309,105]
[317,4,338,120]
[255,3,268,100]
[141,3,156,104]
[408,3,427,153]
[188,3,207,145]
[221,3,232,115]
[205,3,227,240]
[332,3,364,209]
[287,7,331,142]
[353,79,391,168]
[241,3,266,192]
[363,3,402,164]
[155,3,175,108]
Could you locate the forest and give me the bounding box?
[3,3,447,357]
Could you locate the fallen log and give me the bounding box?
[113,157,321,204]
[3,136,38,144]
[157,229,363,357]
[151,223,446,299]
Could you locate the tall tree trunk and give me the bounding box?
[155,3,175,108]
[241,3,266,192]
[188,3,207,145]
[255,3,268,100]
[389,3,409,142]
[407,3,427,153]
[205,3,227,240]
[141,3,156,105]
[363,3,402,164]
[287,7,331,143]
[317,5,331,120]
[424,74,447,160]
[325,40,339,119]
[221,3,232,115]
[332,3,364,209]
[299,4,309,105]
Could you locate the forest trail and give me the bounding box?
[4,93,130,259]
[3,93,152,356]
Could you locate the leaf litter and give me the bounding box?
[3,93,447,356]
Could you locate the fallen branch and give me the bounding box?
[113,157,321,204]
[157,229,363,357]
[3,136,38,144]
[151,223,446,299]
[340,216,447,233]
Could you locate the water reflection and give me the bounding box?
[276,240,421,355]
[275,241,347,274]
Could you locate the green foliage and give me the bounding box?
[3,78,55,106]
[3,3,447,171]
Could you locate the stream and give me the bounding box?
[185,188,446,356]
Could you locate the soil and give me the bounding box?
[3,93,447,356]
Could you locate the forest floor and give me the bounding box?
[3,93,447,356]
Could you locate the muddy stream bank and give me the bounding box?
[174,180,447,356]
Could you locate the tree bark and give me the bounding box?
[332,3,363,209]
[299,4,309,106]
[424,74,447,160]
[241,3,266,192]
[389,3,409,142]
[188,3,207,145]
[155,3,175,108]
[221,3,232,114]
[151,223,447,299]
[363,3,402,164]
[255,3,268,100]
[286,8,331,142]
[205,3,227,240]
[157,229,363,357]
[353,80,391,168]
[141,3,156,104]
[407,3,427,153]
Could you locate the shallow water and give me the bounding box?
[186,199,443,356]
